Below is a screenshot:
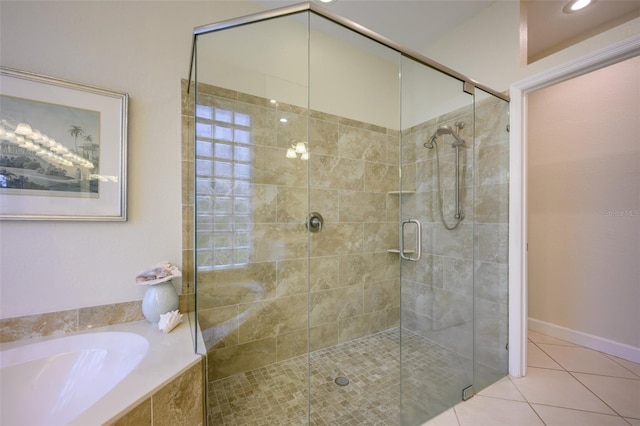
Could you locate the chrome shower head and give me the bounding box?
[424,134,437,149]
[435,124,455,136]
[425,124,466,148]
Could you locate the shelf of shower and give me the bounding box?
[386,249,415,254]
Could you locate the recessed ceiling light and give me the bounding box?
[316,0,337,4]
[563,0,593,14]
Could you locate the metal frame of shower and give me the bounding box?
[188,1,510,104]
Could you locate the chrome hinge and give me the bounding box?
[462,385,474,401]
[463,81,475,95]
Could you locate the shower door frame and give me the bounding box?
[191,2,509,104]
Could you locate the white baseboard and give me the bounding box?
[528,318,640,364]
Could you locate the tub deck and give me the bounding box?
[0,315,203,425]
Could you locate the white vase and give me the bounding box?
[142,280,179,323]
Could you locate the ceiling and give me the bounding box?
[254,0,494,53]
[254,0,640,62]
[525,0,640,62]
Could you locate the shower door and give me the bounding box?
[399,56,476,424]
[472,87,510,393]
[192,12,313,425]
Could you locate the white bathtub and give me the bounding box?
[0,317,202,425]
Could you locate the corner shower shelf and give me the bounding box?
[386,249,415,254]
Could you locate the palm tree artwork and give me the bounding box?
[82,134,93,158]
[68,125,84,153]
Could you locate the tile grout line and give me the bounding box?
[505,374,549,426]
[603,353,640,379]
[535,339,640,380]
[518,335,638,425]
[566,370,629,420]
[533,335,635,423]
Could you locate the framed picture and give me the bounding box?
[0,67,128,221]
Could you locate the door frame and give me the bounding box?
[507,34,640,378]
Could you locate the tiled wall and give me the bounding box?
[0,295,193,344]
[0,301,143,344]
[109,358,205,426]
[400,95,510,381]
[182,81,401,382]
[183,81,508,387]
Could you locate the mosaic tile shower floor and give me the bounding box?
[208,328,472,425]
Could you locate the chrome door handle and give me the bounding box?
[400,219,422,261]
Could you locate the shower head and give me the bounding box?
[424,124,466,149]
[434,125,455,136]
[424,134,437,149]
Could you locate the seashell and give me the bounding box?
[158,310,183,333]
[136,261,182,285]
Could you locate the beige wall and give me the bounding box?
[0,1,262,319]
[527,56,640,348]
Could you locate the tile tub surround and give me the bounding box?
[0,300,143,344]
[182,81,401,381]
[0,317,205,426]
[0,293,194,344]
[109,358,204,426]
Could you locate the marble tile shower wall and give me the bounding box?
[400,96,509,374]
[183,82,401,382]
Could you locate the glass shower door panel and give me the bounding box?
[194,13,311,425]
[307,12,402,425]
[473,88,510,392]
[399,56,475,425]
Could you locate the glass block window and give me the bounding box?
[195,101,252,270]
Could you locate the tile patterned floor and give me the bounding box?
[208,328,474,425]
[425,330,640,426]
[207,329,639,425]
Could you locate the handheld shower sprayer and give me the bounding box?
[423,121,467,230]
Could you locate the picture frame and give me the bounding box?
[0,67,128,221]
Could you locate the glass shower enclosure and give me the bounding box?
[187,3,509,425]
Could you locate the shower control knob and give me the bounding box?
[306,212,324,233]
